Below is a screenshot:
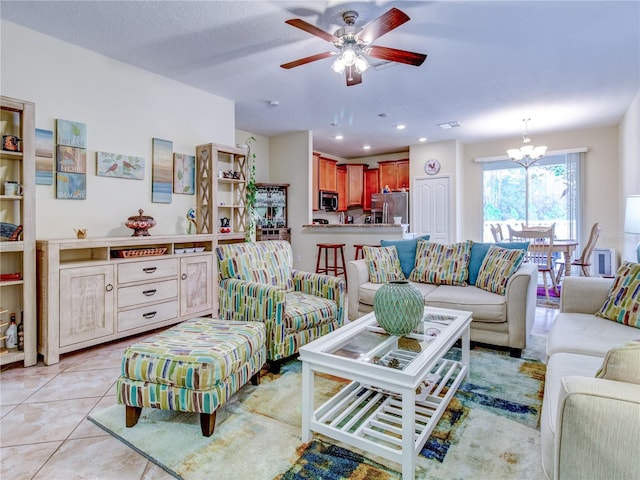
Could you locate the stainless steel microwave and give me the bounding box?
[319,190,338,211]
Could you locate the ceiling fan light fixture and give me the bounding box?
[354,55,369,73]
[331,57,346,74]
[342,46,356,66]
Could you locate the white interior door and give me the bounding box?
[412,176,451,243]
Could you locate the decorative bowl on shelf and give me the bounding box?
[125,209,156,236]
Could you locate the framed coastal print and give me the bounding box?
[173,153,195,194]
[97,151,145,180]
[152,138,173,203]
[35,128,54,185]
[56,172,87,200]
[56,119,87,148]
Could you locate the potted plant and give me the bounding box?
[245,136,257,242]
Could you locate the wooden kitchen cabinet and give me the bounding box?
[37,234,217,365]
[346,164,364,207]
[318,157,337,192]
[364,168,379,211]
[378,159,409,191]
[312,152,319,210]
[337,165,347,211]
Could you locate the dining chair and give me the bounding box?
[490,224,504,242]
[570,222,601,277]
[509,225,557,301]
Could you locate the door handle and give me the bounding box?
[143,267,157,274]
[142,289,157,296]
[142,311,157,319]
[106,284,113,292]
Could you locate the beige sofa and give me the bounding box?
[347,258,538,357]
[541,276,640,480]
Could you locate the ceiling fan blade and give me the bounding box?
[285,19,339,43]
[356,8,410,44]
[367,45,427,66]
[280,52,334,69]
[346,70,362,87]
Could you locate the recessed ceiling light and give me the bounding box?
[363,145,371,150]
[419,137,427,142]
[335,135,344,140]
[437,121,461,129]
[396,124,406,130]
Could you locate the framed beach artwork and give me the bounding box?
[56,172,87,200]
[173,153,195,194]
[97,151,145,179]
[56,146,86,174]
[152,138,173,203]
[56,119,87,148]
[35,128,54,185]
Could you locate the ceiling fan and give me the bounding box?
[280,7,427,86]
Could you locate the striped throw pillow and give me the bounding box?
[596,262,640,328]
[475,245,526,295]
[409,240,471,286]
[363,246,406,284]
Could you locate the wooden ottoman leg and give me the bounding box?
[200,411,217,437]
[125,406,142,428]
[250,372,260,386]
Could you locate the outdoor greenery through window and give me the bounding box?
[482,153,582,243]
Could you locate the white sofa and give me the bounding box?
[541,276,640,480]
[347,258,538,357]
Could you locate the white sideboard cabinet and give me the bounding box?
[37,234,217,365]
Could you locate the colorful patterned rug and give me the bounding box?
[89,337,547,480]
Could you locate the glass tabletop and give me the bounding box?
[324,312,458,370]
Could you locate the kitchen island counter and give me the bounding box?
[302,223,403,228]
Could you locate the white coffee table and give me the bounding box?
[299,306,472,480]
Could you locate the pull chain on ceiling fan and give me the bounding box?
[280,7,427,86]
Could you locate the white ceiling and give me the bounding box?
[2,1,639,159]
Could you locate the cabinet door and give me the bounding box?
[396,160,410,190]
[346,164,364,206]
[364,168,379,211]
[180,255,214,316]
[59,265,115,347]
[337,165,347,211]
[319,157,337,192]
[379,162,397,190]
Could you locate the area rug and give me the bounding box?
[89,337,547,480]
[536,284,560,309]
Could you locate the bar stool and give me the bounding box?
[315,243,347,282]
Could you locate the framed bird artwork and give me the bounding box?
[96,151,145,180]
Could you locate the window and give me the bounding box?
[482,153,582,242]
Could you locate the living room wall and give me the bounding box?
[2,21,235,238]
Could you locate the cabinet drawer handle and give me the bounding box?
[142,267,157,274]
[181,273,187,280]
[142,289,157,296]
[106,284,113,292]
[142,311,157,319]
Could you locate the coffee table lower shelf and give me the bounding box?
[309,358,466,475]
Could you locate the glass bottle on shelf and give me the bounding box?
[5,313,17,349]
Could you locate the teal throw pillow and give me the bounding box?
[468,241,529,285]
[380,235,430,277]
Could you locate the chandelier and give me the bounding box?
[507,118,547,168]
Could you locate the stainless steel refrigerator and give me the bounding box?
[371,192,409,224]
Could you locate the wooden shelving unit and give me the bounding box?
[0,95,37,366]
[196,143,248,243]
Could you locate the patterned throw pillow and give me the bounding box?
[475,245,526,295]
[363,245,406,284]
[409,240,472,286]
[596,262,640,327]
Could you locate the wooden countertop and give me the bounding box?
[303,224,402,228]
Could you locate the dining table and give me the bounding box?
[528,239,578,277]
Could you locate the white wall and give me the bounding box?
[235,129,270,183]
[619,90,640,262]
[2,21,235,238]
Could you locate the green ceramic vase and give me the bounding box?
[373,280,424,336]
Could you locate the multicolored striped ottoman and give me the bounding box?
[116,318,266,437]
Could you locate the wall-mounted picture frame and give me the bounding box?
[56,172,86,200]
[97,151,145,180]
[173,153,195,194]
[56,119,87,148]
[152,138,173,203]
[35,128,54,185]
[56,146,86,174]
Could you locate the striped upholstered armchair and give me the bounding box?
[216,240,346,372]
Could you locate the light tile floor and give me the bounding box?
[1,306,559,480]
